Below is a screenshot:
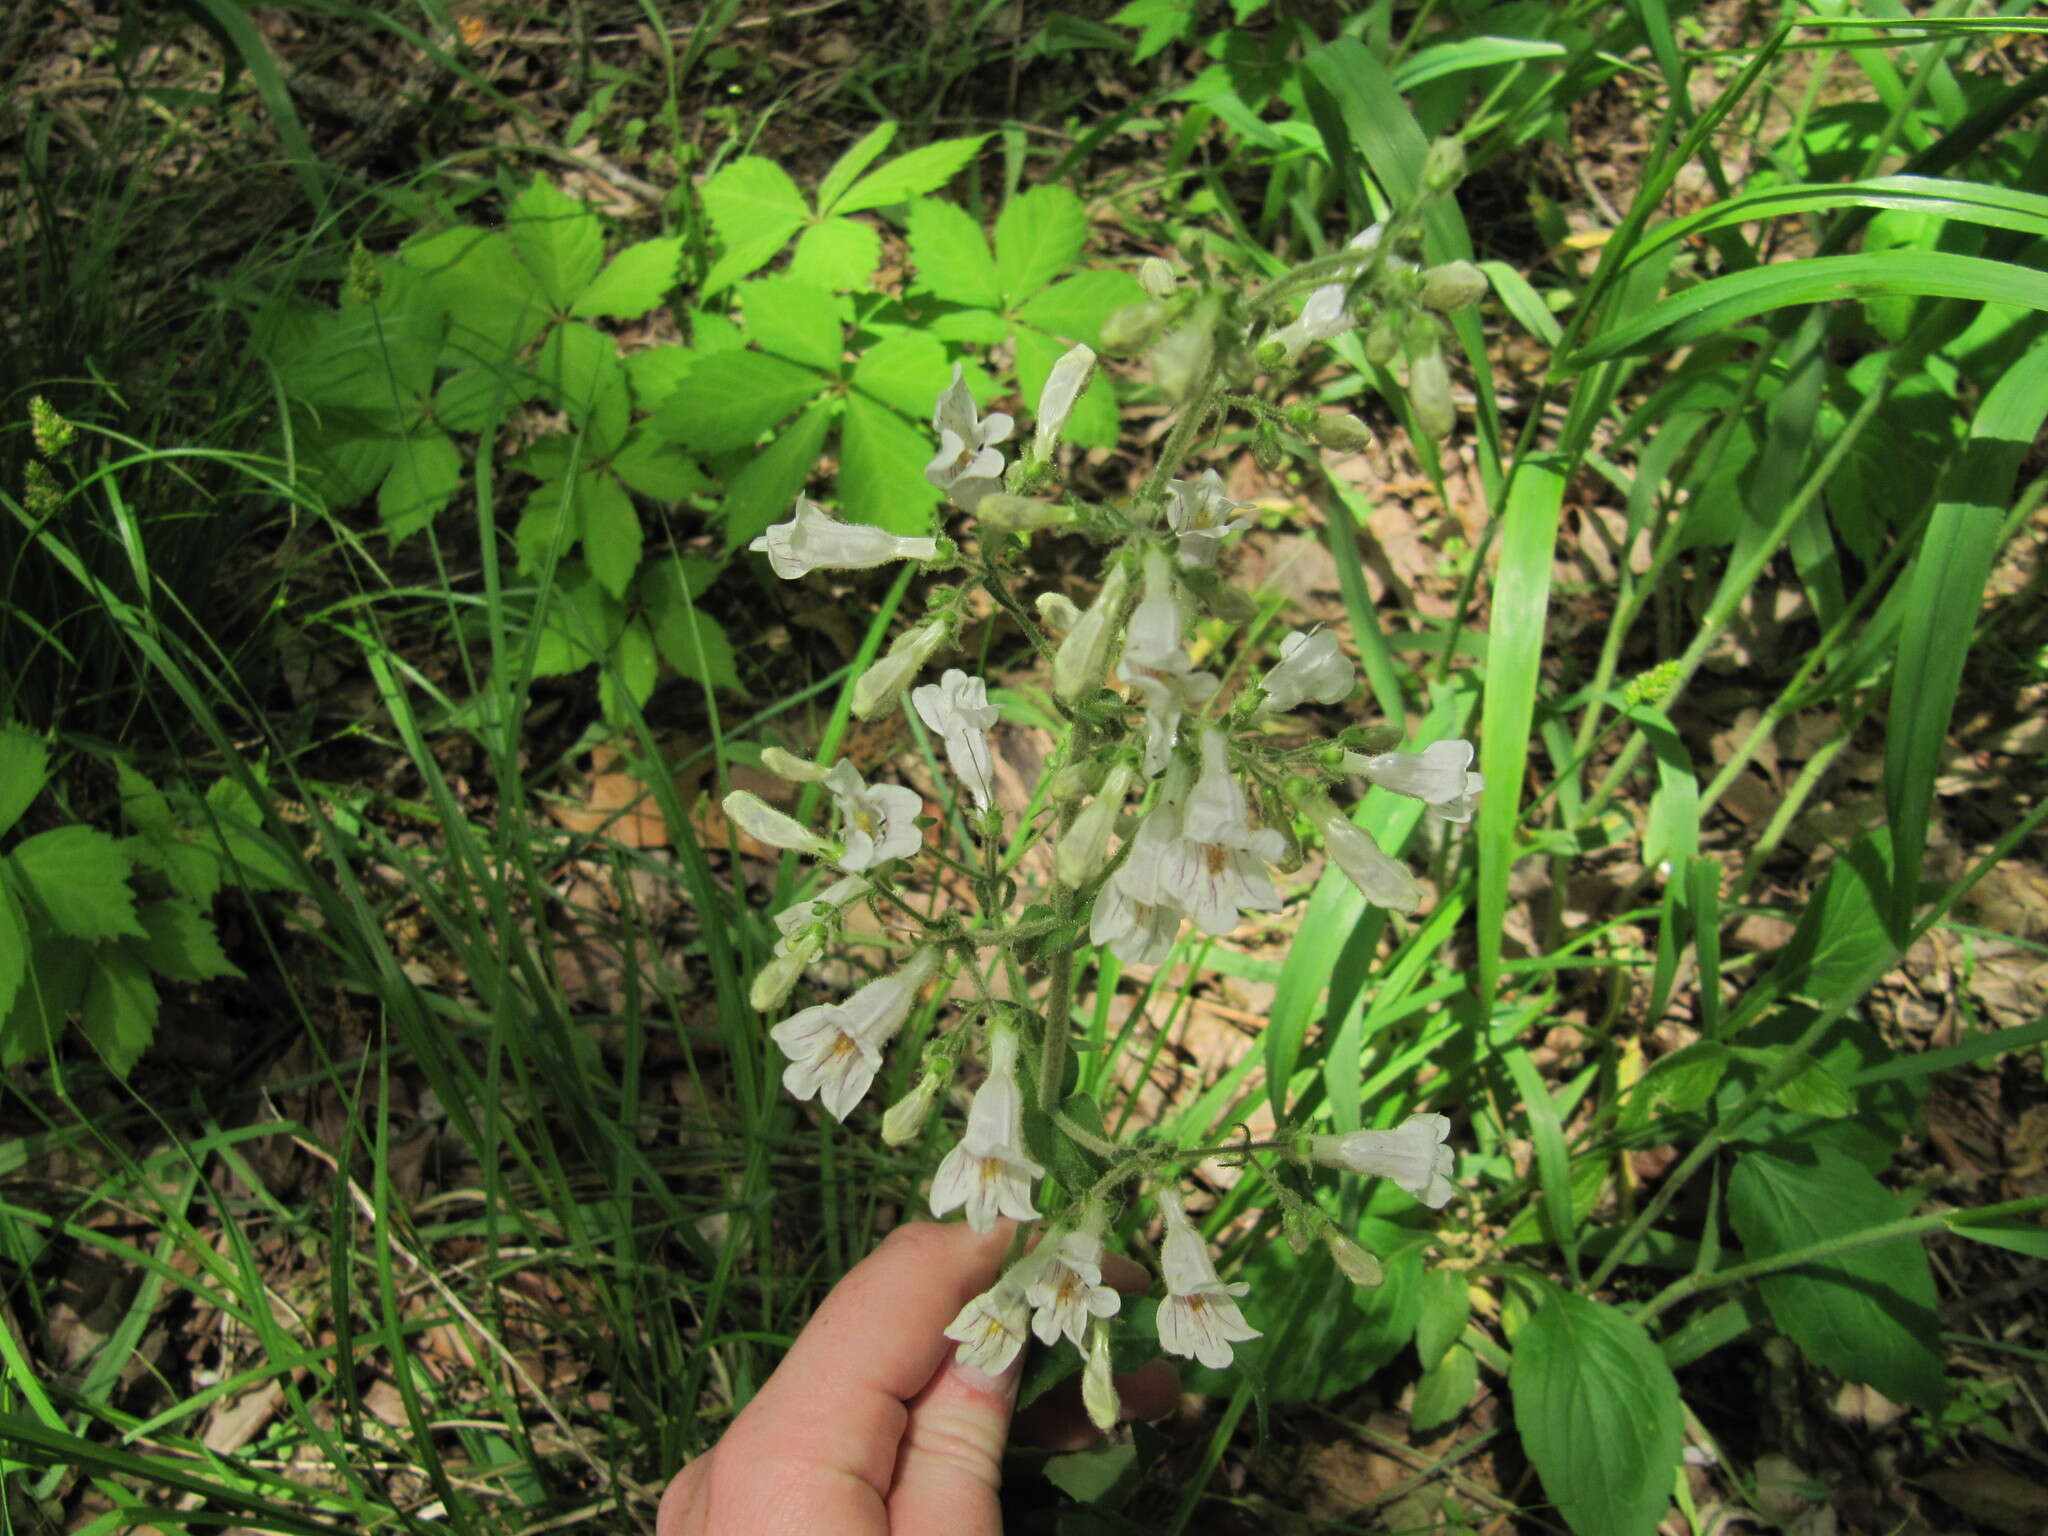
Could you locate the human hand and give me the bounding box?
[658,1221,1176,1535]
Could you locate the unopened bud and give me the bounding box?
[1056,763,1133,888]
[1082,1322,1120,1431]
[1311,412,1372,452]
[1419,260,1487,313]
[761,746,829,783]
[1252,423,1285,473]
[1323,1226,1385,1287]
[1138,256,1177,299]
[1422,136,1466,192]
[1036,592,1083,632]
[1364,314,1402,367]
[1052,562,1130,701]
[1101,300,1168,353]
[977,494,1069,534]
[750,932,819,1011]
[881,1071,944,1145]
[1409,349,1455,442]
[1046,763,1094,803]
[1150,312,1215,404]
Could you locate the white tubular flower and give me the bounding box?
[1125,659,1219,778]
[1137,735,1285,937]
[1082,1320,1120,1431]
[1305,1113,1457,1209]
[769,948,940,1120]
[1258,629,1354,714]
[1025,1227,1123,1350]
[757,873,871,1007]
[1182,727,1249,846]
[852,619,949,720]
[1341,740,1484,823]
[929,1030,1045,1232]
[926,364,1014,510]
[1088,875,1183,966]
[1056,763,1134,888]
[1154,1185,1260,1371]
[749,497,938,579]
[1299,792,1422,913]
[943,1279,1033,1376]
[912,668,1000,812]
[1032,344,1096,462]
[1261,225,1383,365]
[1052,563,1131,702]
[822,761,922,871]
[770,874,871,947]
[722,790,829,859]
[1122,546,1184,670]
[1164,471,1253,569]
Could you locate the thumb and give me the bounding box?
[885,1351,1022,1534]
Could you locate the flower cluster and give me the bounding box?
[723,173,1482,1419]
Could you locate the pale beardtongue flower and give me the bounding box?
[748,497,937,579]
[1123,656,1220,779]
[770,874,871,948]
[911,668,1000,812]
[721,790,829,859]
[769,948,940,1121]
[753,875,871,1008]
[943,1278,1033,1376]
[1304,1113,1457,1209]
[1123,731,1285,938]
[1154,1185,1260,1370]
[852,618,949,720]
[926,364,1013,510]
[929,1029,1044,1233]
[1024,1227,1123,1349]
[1121,546,1185,670]
[1341,739,1484,822]
[1164,471,1253,569]
[1036,591,1084,632]
[1262,224,1384,365]
[1088,874,1183,966]
[1032,344,1097,462]
[822,761,923,871]
[1258,628,1354,713]
[1300,792,1423,913]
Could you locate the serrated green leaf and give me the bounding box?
[817,122,898,215]
[579,470,642,600]
[1410,1341,1477,1435]
[0,933,85,1068]
[538,322,631,456]
[80,946,158,1078]
[907,198,1001,308]
[603,618,661,718]
[434,367,520,434]
[137,900,242,983]
[0,727,51,839]
[8,826,143,941]
[996,186,1088,303]
[649,598,742,695]
[850,330,952,421]
[640,554,725,608]
[202,778,303,894]
[1511,1293,1683,1536]
[378,429,463,543]
[611,432,705,500]
[506,178,606,312]
[839,391,942,535]
[1768,1055,1855,1119]
[835,134,987,214]
[624,344,698,409]
[515,478,575,575]
[396,226,547,362]
[1415,1266,1470,1372]
[928,307,1012,345]
[112,761,172,836]
[787,218,882,292]
[650,351,828,454]
[1727,1149,1943,1411]
[719,400,837,548]
[701,157,809,293]
[1015,269,1145,344]
[527,562,625,678]
[571,235,684,321]
[1643,1041,1729,1115]
[1110,0,1194,62]
[1044,1442,1137,1504]
[0,882,25,1022]
[739,277,845,373]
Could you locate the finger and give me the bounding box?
[885,1336,1022,1535]
[715,1222,1014,1506]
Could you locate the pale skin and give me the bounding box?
[659,1221,1177,1536]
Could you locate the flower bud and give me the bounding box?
[1409,349,1455,442]
[1056,763,1133,888]
[1150,310,1216,404]
[1419,260,1487,313]
[1423,136,1466,192]
[881,1071,944,1146]
[1036,592,1083,632]
[1082,1321,1120,1432]
[1052,562,1130,702]
[977,494,1070,534]
[1311,412,1373,452]
[749,934,818,1012]
[761,746,829,783]
[1252,423,1285,472]
[1322,1226,1385,1287]
[1364,314,1402,367]
[1100,300,1168,353]
[722,790,829,857]
[1046,763,1095,803]
[1138,256,1177,300]
[852,619,949,720]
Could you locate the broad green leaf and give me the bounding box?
[1758,829,1894,1012]
[0,883,24,1022]
[649,351,827,454]
[906,198,1001,308]
[506,178,606,312]
[1111,0,1194,63]
[787,217,882,292]
[1719,1011,1923,1175]
[397,226,547,361]
[602,617,661,718]
[995,186,1088,303]
[527,562,624,678]
[1568,252,2048,367]
[570,235,685,320]
[1947,1214,2048,1262]
[378,429,463,543]
[79,947,158,1079]
[816,121,898,215]
[1636,1041,1728,1117]
[649,598,743,695]
[833,134,987,215]
[137,900,242,983]
[0,726,51,839]
[1014,269,1145,344]
[1205,1234,1423,1404]
[434,367,521,434]
[202,779,303,893]
[1043,1441,1137,1504]
[1511,1293,1683,1536]
[639,554,725,607]
[0,934,85,1068]
[1415,1266,1471,1372]
[579,470,643,601]
[112,762,172,835]
[515,479,576,575]
[839,391,942,535]
[1768,1055,1854,1119]
[624,344,698,408]
[850,330,952,421]
[8,826,144,941]
[1632,710,1698,870]
[740,278,845,374]
[612,432,706,501]
[1410,1341,1477,1435]
[928,307,1012,345]
[718,400,836,548]
[537,322,631,455]
[1727,1149,1943,1411]
[701,157,810,293]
